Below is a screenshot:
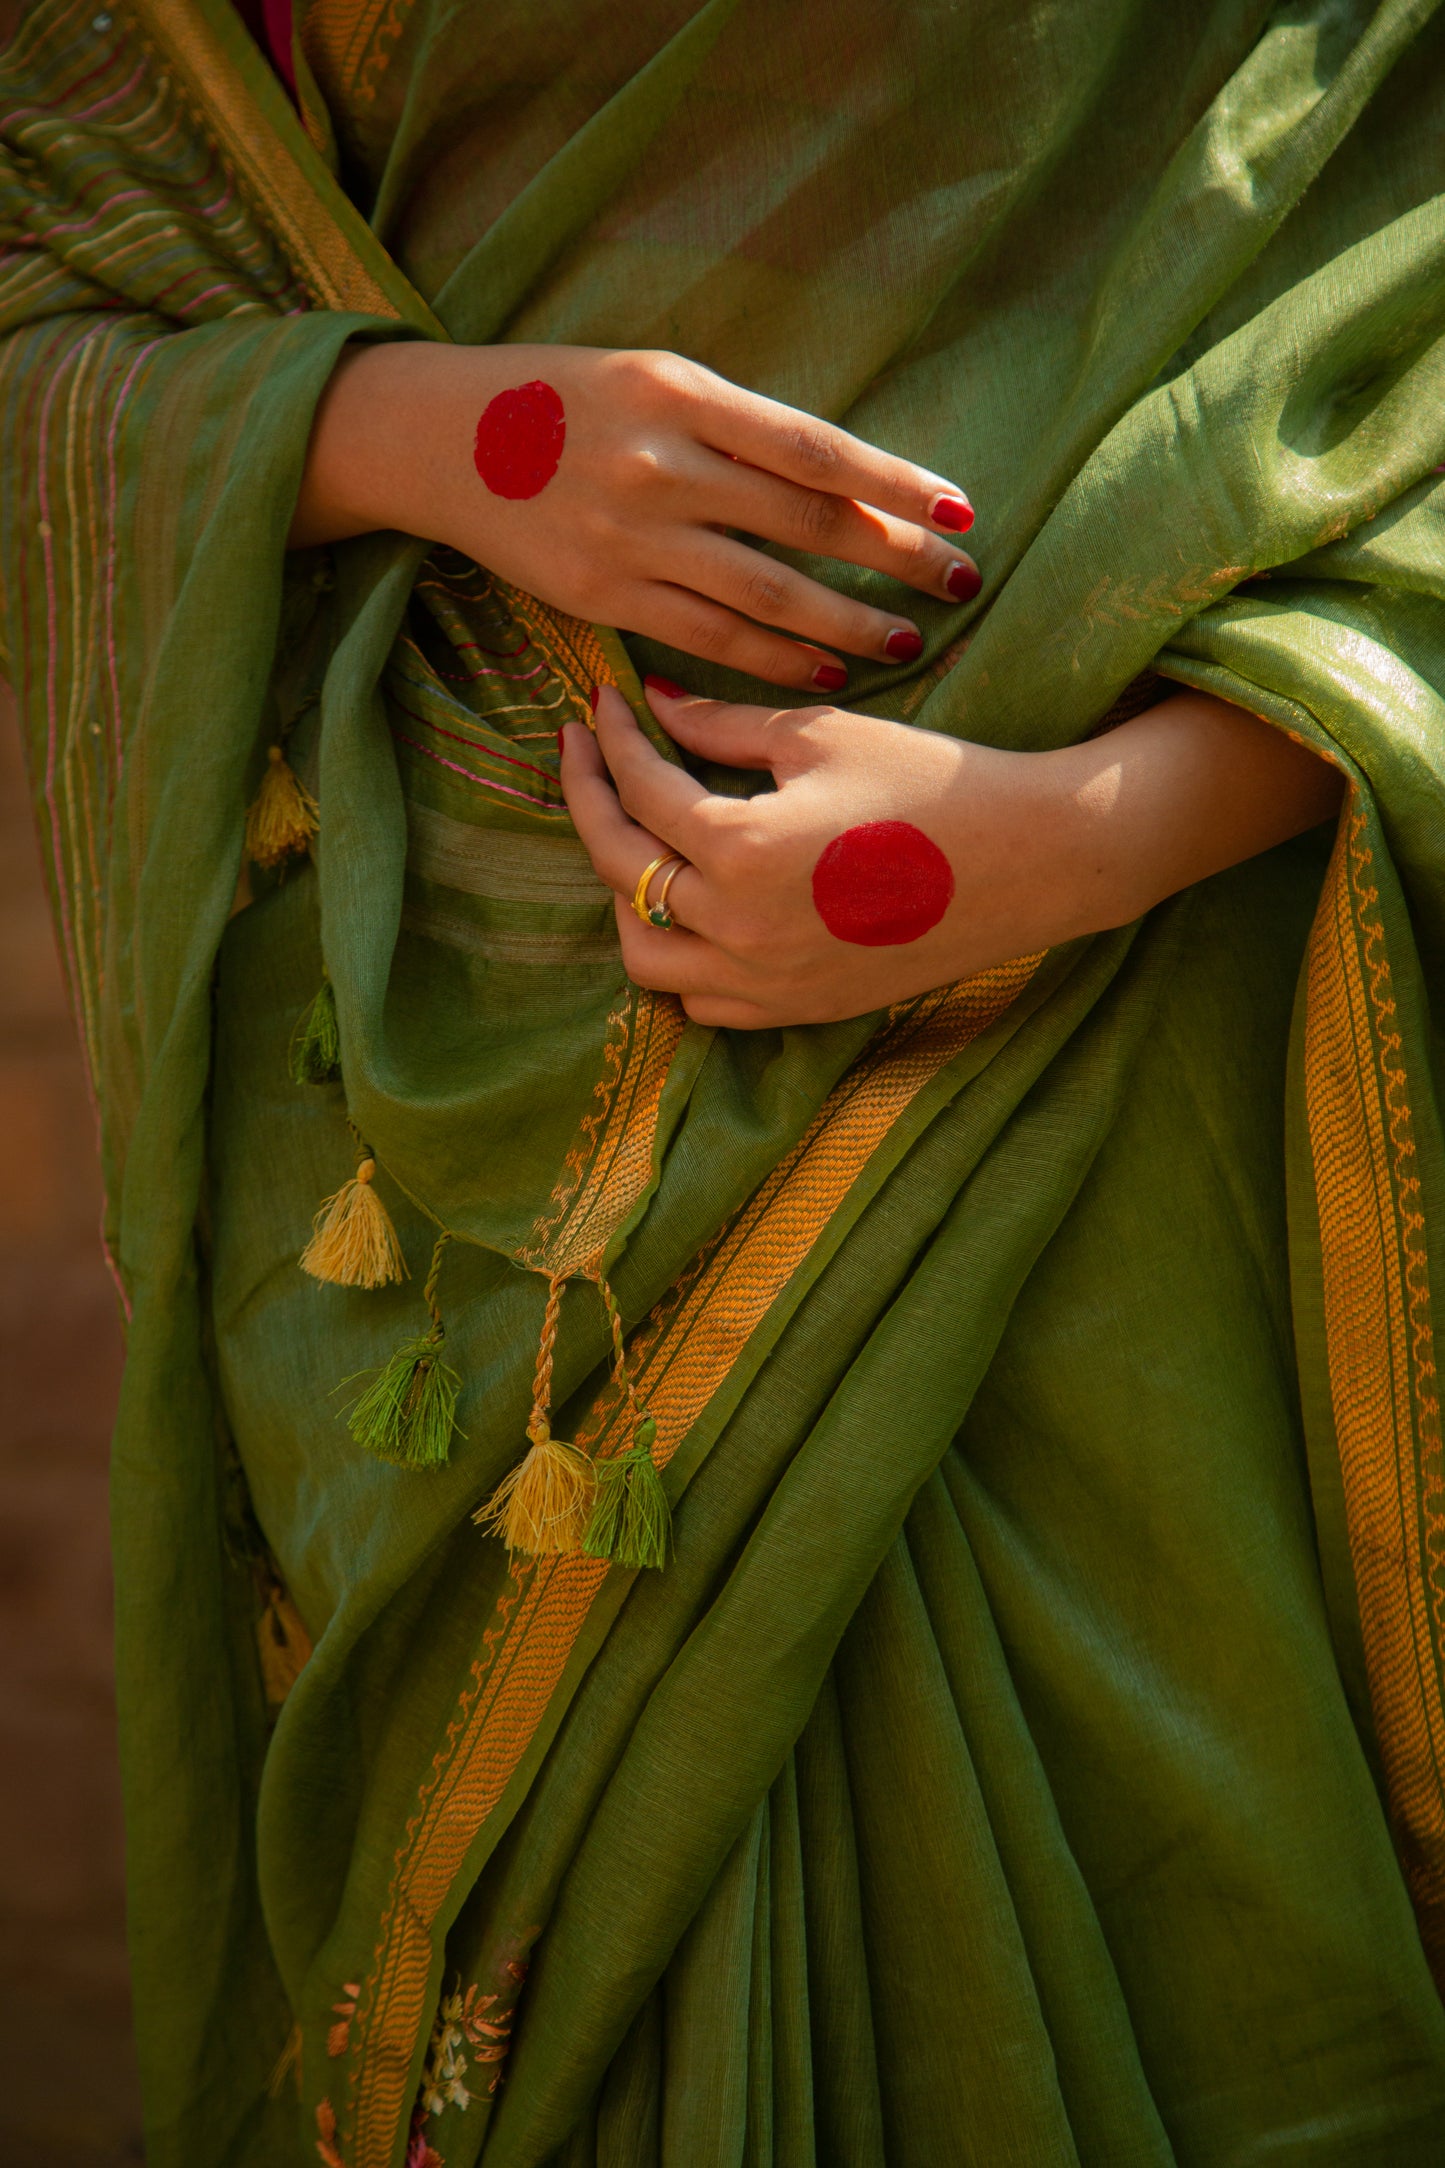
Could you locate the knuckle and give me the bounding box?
[681,611,735,664]
[728,917,773,965]
[795,490,847,547]
[787,423,843,480]
[614,348,694,410]
[895,526,936,578]
[708,816,764,884]
[739,564,792,620]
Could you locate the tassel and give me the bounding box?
[245,744,318,869]
[290,975,341,1085]
[474,1425,595,1555]
[300,1153,407,1288]
[580,1275,670,1568]
[347,1326,459,1467]
[582,1415,670,1569]
[346,1234,461,1468]
[474,1274,594,1556]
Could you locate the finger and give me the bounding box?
[624,580,851,695]
[613,897,758,1003]
[587,687,715,847]
[703,386,973,533]
[638,680,809,773]
[670,531,926,664]
[561,716,715,930]
[702,461,984,606]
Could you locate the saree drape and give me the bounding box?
[5,1,1445,2161]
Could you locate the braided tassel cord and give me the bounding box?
[582,1277,670,1570]
[347,1233,461,1469]
[475,1275,595,1556]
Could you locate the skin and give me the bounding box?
[290,342,980,692]
[292,341,1343,1028]
[560,682,1343,1029]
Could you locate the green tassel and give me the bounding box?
[346,1327,460,1469]
[582,1415,670,1569]
[291,976,340,1085]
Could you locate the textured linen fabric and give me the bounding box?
[3,2,1445,2163]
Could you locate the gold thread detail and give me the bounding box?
[1305,795,1445,1979]
[341,953,1042,2163]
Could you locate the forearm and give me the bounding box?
[1053,690,1345,935]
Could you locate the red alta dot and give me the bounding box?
[473,380,566,499]
[811,821,955,947]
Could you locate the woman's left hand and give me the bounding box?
[560,681,1091,1027]
[561,680,1344,1030]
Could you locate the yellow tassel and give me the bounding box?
[300,1156,407,1289]
[475,1425,595,1555]
[245,744,318,870]
[474,1273,594,1556]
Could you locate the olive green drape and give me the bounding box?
[4,2,1445,2163]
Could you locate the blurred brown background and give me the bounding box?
[0,686,143,2159]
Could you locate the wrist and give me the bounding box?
[289,341,476,549]
[1049,690,1344,936]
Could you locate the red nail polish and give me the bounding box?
[931,494,974,534]
[557,727,566,757]
[588,683,600,714]
[812,663,848,692]
[644,675,688,698]
[945,561,983,602]
[884,627,924,663]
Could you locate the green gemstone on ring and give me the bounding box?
[648,905,673,929]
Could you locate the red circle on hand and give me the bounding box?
[473,380,566,499]
[811,821,955,946]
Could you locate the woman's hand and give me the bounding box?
[290,342,981,695]
[561,681,1344,1029]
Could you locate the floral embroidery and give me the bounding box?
[419,1980,516,2115]
[315,2098,345,2168]
[405,2112,443,2168]
[328,1982,361,2060]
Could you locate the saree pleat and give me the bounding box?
[791,1678,885,2168]
[7,0,1445,2160]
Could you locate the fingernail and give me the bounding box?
[588,683,600,713]
[884,627,924,663]
[556,727,566,757]
[930,493,974,534]
[945,560,983,601]
[644,675,688,698]
[812,663,848,692]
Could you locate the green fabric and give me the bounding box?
[4,1,1445,2162]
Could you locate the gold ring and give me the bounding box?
[655,858,687,923]
[631,853,687,929]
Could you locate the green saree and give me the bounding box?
[5,0,1445,2160]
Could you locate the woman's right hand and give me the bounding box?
[289,341,981,694]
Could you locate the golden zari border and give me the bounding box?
[303,0,418,112]
[1305,796,1445,1977]
[129,0,436,325]
[519,988,686,1282]
[341,953,1043,2166]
